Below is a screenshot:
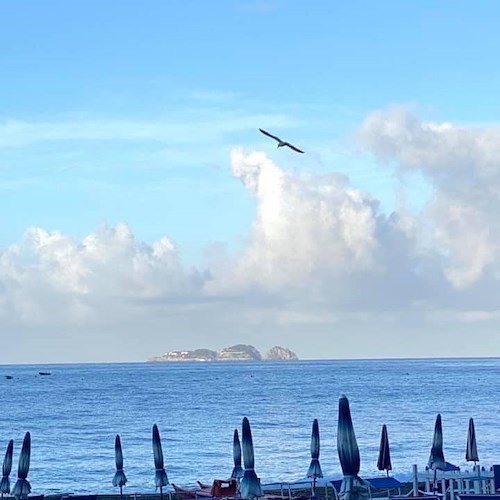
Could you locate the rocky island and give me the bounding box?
[149,344,298,362]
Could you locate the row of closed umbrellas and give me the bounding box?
[1,432,31,499]
[1,396,481,500]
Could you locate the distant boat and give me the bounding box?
[5,375,12,380]
[38,372,51,376]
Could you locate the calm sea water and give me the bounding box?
[0,359,498,495]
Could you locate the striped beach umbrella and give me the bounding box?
[466,418,479,464]
[377,425,392,476]
[0,440,14,496]
[112,434,127,497]
[12,432,31,500]
[152,424,169,500]
[240,417,262,499]
[231,429,244,480]
[337,396,369,500]
[307,419,323,498]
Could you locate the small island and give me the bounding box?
[149,344,298,362]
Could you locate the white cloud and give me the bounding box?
[0,223,194,329]
[357,106,500,289]
[216,148,381,293]
[4,107,500,362]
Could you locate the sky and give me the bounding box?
[2,0,500,363]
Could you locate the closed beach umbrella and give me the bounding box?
[377,425,392,476]
[428,414,445,471]
[240,417,262,499]
[231,429,244,480]
[12,432,31,500]
[0,440,13,496]
[428,414,445,490]
[337,396,369,500]
[152,424,169,500]
[466,418,479,464]
[112,434,127,497]
[307,419,323,499]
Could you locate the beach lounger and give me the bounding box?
[196,482,212,490]
[172,479,238,499]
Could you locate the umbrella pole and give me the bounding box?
[312,477,316,499]
[160,486,164,500]
[120,486,123,499]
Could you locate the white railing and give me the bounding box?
[412,465,496,500]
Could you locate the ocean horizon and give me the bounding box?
[1,358,497,495]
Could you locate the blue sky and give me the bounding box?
[2,0,498,256]
[2,1,500,362]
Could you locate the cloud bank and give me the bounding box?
[2,106,500,362]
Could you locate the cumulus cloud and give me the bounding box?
[357,106,500,289]
[0,223,195,328]
[4,107,500,362]
[222,148,381,290]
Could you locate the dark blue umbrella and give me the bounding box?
[231,429,244,480]
[428,414,445,491]
[377,425,392,476]
[337,396,369,500]
[307,419,323,499]
[152,424,169,500]
[466,418,479,464]
[239,417,262,499]
[0,440,13,496]
[12,432,30,500]
[112,435,127,497]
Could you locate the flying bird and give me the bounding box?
[259,128,304,153]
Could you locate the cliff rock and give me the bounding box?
[218,344,262,361]
[265,346,298,361]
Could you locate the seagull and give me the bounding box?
[259,128,304,153]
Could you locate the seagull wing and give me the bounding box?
[284,142,304,154]
[259,128,281,143]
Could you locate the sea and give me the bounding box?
[0,358,499,496]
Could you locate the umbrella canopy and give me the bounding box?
[307,419,323,479]
[0,440,13,495]
[428,414,445,472]
[152,424,169,494]
[377,425,392,475]
[239,417,262,499]
[337,396,369,500]
[112,435,127,492]
[231,429,244,480]
[466,417,479,463]
[12,432,31,500]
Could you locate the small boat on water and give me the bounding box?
[5,375,13,379]
[38,371,51,376]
